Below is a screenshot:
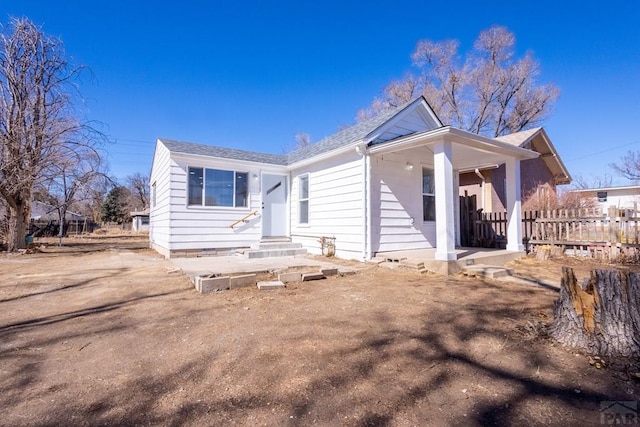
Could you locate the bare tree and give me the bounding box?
[610,151,640,183]
[40,147,108,244]
[572,174,614,190]
[0,17,103,250]
[358,26,559,138]
[126,172,149,211]
[294,132,312,149]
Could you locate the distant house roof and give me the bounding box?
[571,185,640,193]
[159,97,441,166]
[130,208,150,217]
[495,127,571,185]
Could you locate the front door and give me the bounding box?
[261,174,287,237]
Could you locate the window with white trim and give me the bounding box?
[188,167,248,207]
[299,174,309,224]
[422,167,435,221]
[597,191,608,202]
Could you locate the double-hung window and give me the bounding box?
[188,167,248,207]
[299,174,309,224]
[422,167,435,221]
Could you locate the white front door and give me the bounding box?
[261,174,287,237]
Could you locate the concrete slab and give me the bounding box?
[320,268,339,277]
[461,265,514,279]
[229,274,257,289]
[196,276,230,293]
[257,281,285,290]
[278,272,302,283]
[170,255,347,280]
[302,272,325,281]
[339,268,357,276]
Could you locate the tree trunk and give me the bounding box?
[549,267,640,357]
[7,200,30,251]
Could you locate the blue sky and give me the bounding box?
[2,1,639,187]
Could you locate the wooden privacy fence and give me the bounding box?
[29,219,99,237]
[471,207,640,259]
[471,210,537,249]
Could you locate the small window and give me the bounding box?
[188,167,248,207]
[151,182,156,208]
[422,168,435,222]
[140,216,150,225]
[299,175,309,224]
[188,168,204,205]
[597,191,608,202]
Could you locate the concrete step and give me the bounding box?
[243,248,308,259]
[257,280,285,290]
[250,241,303,250]
[461,264,513,279]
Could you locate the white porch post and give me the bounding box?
[505,157,524,252]
[434,140,456,261]
[454,170,460,246]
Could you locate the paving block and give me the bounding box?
[278,272,302,283]
[229,274,257,289]
[197,276,230,293]
[257,280,285,290]
[302,272,325,281]
[320,268,339,277]
[339,268,356,276]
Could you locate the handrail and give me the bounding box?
[229,210,259,229]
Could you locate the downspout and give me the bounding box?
[474,168,485,211]
[365,150,372,260]
[356,144,370,261]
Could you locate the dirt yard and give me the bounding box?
[1,236,638,426]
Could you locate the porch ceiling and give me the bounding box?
[368,126,539,170]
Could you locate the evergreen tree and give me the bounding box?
[101,187,130,224]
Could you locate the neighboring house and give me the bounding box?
[149,97,538,261]
[571,185,640,217]
[131,208,150,232]
[31,201,86,221]
[459,127,571,212]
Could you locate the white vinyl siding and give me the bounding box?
[149,142,173,257]
[291,154,364,260]
[151,144,288,255]
[370,149,436,253]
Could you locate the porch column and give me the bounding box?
[453,170,461,246]
[505,157,524,252]
[434,140,456,261]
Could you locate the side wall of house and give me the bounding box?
[597,189,640,214]
[290,153,365,260]
[149,143,172,257]
[370,149,436,253]
[163,155,286,256]
[462,156,555,212]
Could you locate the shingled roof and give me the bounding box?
[159,100,413,166]
[159,139,288,165]
[495,127,571,185]
[286,102,408,163]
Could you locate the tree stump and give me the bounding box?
[549,267,640,357]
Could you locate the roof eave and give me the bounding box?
[368,126,539,160]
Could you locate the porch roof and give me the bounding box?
[367,126,539,170]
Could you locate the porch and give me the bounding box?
[375,247,525,275]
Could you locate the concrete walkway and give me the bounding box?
[170,254,356,281]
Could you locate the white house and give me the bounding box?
[571,185,640,217]
[149,97,538,261]
[130,208,150,232]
